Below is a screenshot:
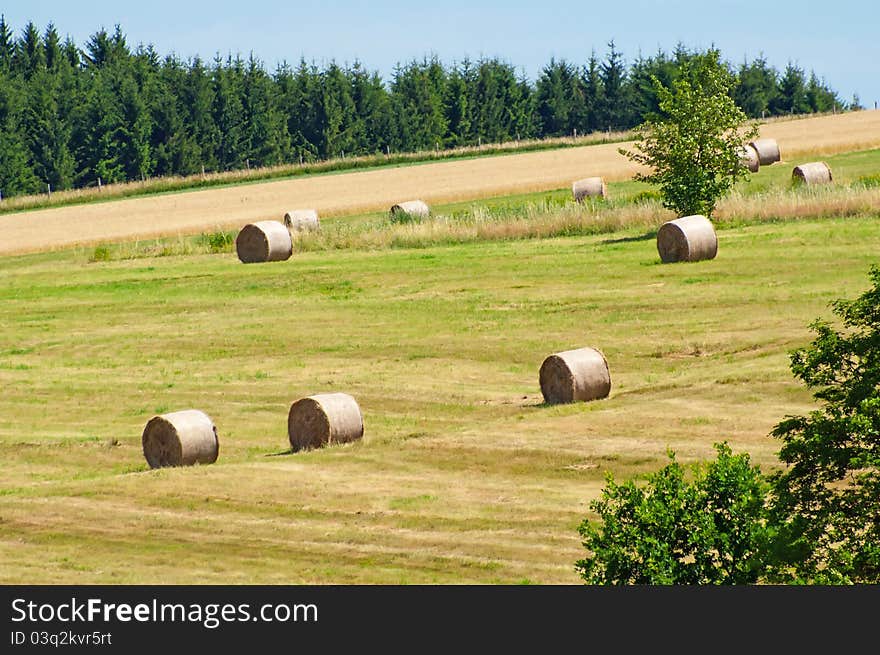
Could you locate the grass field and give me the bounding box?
[1,213,878,584]
[1,109,878,584]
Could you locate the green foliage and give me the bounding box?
[768,266,880,583]
[620,50,759,217]
[576,443,771,584]
[0,19,849,199]
[89,244,111,262]
[200,230,234,253]
[857,173,880,189]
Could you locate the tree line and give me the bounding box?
[0,18,849,198]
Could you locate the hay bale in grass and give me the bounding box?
[572,177,607,202]
[738,145,760,173]
[390,199,430,221]
[540,347,611,405]
[142,409,219,469]
[792,161,833,186]
[656,214,718,263]
[288,392,364,451]
[748,138,781,165]
[235,220,292,263]
[284,209,320,232]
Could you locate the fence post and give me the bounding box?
[47,183,51,198]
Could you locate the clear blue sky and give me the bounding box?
[3,0,878,107]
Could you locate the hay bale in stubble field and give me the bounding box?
[288,392,364,451]
[656,214,718,263]
[572,177,607,202]
[792,161,833,186]
[390,200,430,221]
[540,347,611,405]
[748,138,781,165]
[283,209,320,232]
[235,220,292,263]
[142,409,219,469]
[738,144,760,173]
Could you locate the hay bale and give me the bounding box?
[284,209,320,232]
[539,347,611,405]
[656,214,718,263]
[738,145,760,173]
[288,392,364,451]
[235,220,292,263]
[390,200,430,220]
[792,161,833,186]
[572,177,608,202]
[142,409,219,469]
[748,138,781,165]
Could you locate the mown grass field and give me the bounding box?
[1,110,878,584]
[1,211,878,584]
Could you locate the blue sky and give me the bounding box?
[3,1,878,106]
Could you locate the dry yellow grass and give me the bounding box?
[1,110,879,256]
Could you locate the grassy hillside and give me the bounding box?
[1,212,878,583]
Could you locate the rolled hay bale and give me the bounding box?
[283,209,320,232]
[539,347,611,405]
[572,177,608,202]
[748,138,781,165]
[656,214,718,263]
[389,199,430,221]
[142,409,219,469]
[288,392,364,452]
[792,161,833,186]
[738,144,760,173]
[235,220,292,263]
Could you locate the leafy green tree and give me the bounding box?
[576,443,771,584]
[769,266,880,583]
[620,50,758,217]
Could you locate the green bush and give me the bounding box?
[89,245,111,262]
[576,443,771,585]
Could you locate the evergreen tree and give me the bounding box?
[583,52,603,133]
[443,62,471,147]
[597,40,631,130]
[13,22,45,79]
[212,54,247,170]
[0,71,40,195]
[243,53,288,166]
[772,63,810,115]
[43,23,62,71]
[0,15,13,72]
[734,56,779,118]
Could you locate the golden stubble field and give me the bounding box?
[1,110,879,256]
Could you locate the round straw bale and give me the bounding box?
[656,214,718,263]
[572,177,608,202]
[540,347,611,405]
[792,161,833,186]
[142,409,219,469]
[738,145,760,173]
[288,392,364,451]
[748,138,781,165]
[283,209,320,232]
[235,220,292,263]
[390,199,430,220]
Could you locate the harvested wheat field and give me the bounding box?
[1,110,879,256]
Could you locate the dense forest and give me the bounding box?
[0,18,849,198]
